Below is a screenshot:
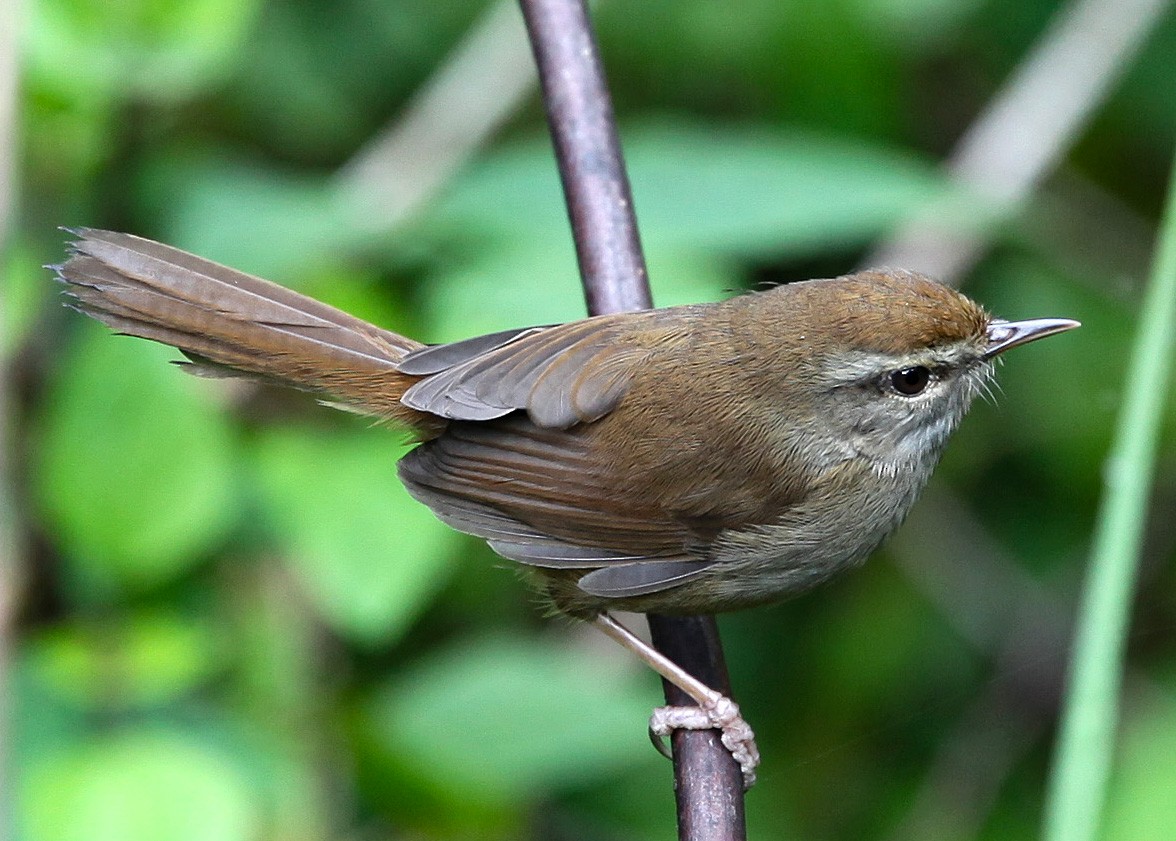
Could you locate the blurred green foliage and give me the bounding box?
[7,0,1176,839]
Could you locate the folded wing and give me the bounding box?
[398,416,719,597]
[399,310,680,428]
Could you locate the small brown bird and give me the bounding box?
[52,229,1079,785]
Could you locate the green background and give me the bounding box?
[5,0,1176,839]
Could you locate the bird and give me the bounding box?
[51,228,1080,786]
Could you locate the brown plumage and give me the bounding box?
[53,229,1076,617]
[57,228,438,433]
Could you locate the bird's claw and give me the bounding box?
[648,696,760,789]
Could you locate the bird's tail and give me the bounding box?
[53,228,433,429]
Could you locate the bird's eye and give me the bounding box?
[889,366,932,396]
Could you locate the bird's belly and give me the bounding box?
[657,469,929,613]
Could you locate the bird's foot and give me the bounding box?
[649,695,759,789]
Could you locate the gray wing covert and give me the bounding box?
[398,313,657,428]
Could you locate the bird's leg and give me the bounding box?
[592,612,759,788]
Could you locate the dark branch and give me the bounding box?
[648,616,748,839]
[517,1,747,837]
[517,0,652,314]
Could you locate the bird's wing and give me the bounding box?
[398,310,682,428]
[397,415,719,596]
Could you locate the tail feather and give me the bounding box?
[54,229,434,429]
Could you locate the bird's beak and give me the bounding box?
[983,317,1081,359]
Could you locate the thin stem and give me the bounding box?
[517,0,652,314]
[516,0,746,836]
[1041,151,1176,841]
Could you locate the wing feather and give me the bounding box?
[399,311,676,427]
[576,560,714,597]
[396,416,715,588]
[396,326,552,375]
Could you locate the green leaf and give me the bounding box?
[628,122,949,256]
[420,238,739,342]
[26,0,262,103]
[25,610,223,709]
[428,121,952,261]
[21,730,260,841]
[363,633,658,807]
[137,151,360,281]
[250,426,459,644]
[844,0,984,47]
[34,325,238,595]
[420,239,582,341]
